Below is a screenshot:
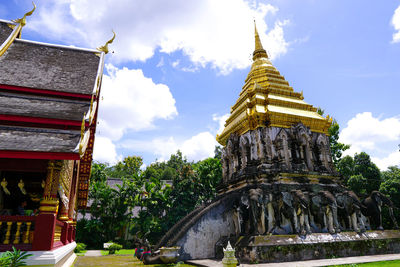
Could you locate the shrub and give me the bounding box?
[0,246,33,267]
[74,243,87,253]
[108,243,123,254]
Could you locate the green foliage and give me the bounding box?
[74,243,87,253]
[214,145,222,159]
[79,151,222,247]
[107,156,143,178]
[347,174,367,195]
[337,152,381,195]
[90,162,109,183]
[316,108,350,165]
[107,243,123,254]
[354,152,381,193]
[380,166,400,226]
[0,247,33,267]
[337,155,354,184]
[328,121,350,164]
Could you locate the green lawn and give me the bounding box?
[75,250,87,256]
[329,260,400,267]
[73,255,195,266]
[100,249,135,255]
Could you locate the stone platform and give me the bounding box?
[237,230,400,263]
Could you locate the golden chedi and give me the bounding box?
[217,23,332,146]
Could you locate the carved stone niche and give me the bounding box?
[292,123,313,172]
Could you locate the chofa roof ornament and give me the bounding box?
[97,30,116,54]
[12,2,36,27]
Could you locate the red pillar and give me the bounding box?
[67,224,73,243]
[61,222,69,244]
[32,214,56,251]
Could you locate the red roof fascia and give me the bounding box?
[0,84,92,100]
[0,114,89,128]
[0,150,80,160]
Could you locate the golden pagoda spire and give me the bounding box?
[253,20,268,61]
[216,22,332,146]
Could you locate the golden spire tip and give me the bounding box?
[252,20,268,60]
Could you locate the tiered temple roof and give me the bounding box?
[217,23,332,145]
[0,15,105,208]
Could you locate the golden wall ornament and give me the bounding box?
[18,179,27,195]
[1,178,10,195]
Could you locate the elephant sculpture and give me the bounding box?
[336,190,366,233]
[311,191,341,234]
[280,191,301,234]
[291,190,312,235]
[361,191,399,230]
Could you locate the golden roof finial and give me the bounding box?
[253,20,268,61]
[12,2,36,27]
[97,30,116,54]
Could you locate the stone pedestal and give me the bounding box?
[237,230,400,263]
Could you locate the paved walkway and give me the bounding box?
[84,250,103,257]
[187,253,400,266]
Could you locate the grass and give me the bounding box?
[100,249,135,255]
[73,255,195,267]
[75,250,87,256]
[329,260,400,266]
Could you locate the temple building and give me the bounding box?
[0,6,109,266]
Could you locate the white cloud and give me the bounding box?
[372,151,400,171]
[119,113,222,162]
[339,112,400,170]
[120,132,217,162]
[392,5,400,43]
[27,0,290,74]
[181,132,217,161]
[213,113,230,135]
[97,64,178,141]
[93,136,120,164]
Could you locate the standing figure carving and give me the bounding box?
[316,134,332,172]
[295,125,313,171]
[239,134,250,170]
[275,130,291,171]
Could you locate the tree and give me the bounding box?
[317,108,350,165]
[193,157,222,202]
[107,156,143,178]
[90,162,109,183]
[353,152,381,193]
[336,155,354,185]
[336,152,381,195]
[328,120,350,164]
[380,166,400,209]
[347,174,367,195]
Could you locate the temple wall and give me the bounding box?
[176,199,235,260]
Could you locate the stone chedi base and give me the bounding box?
[238,231,400,263]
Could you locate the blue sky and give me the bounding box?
[2,0,400,170]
